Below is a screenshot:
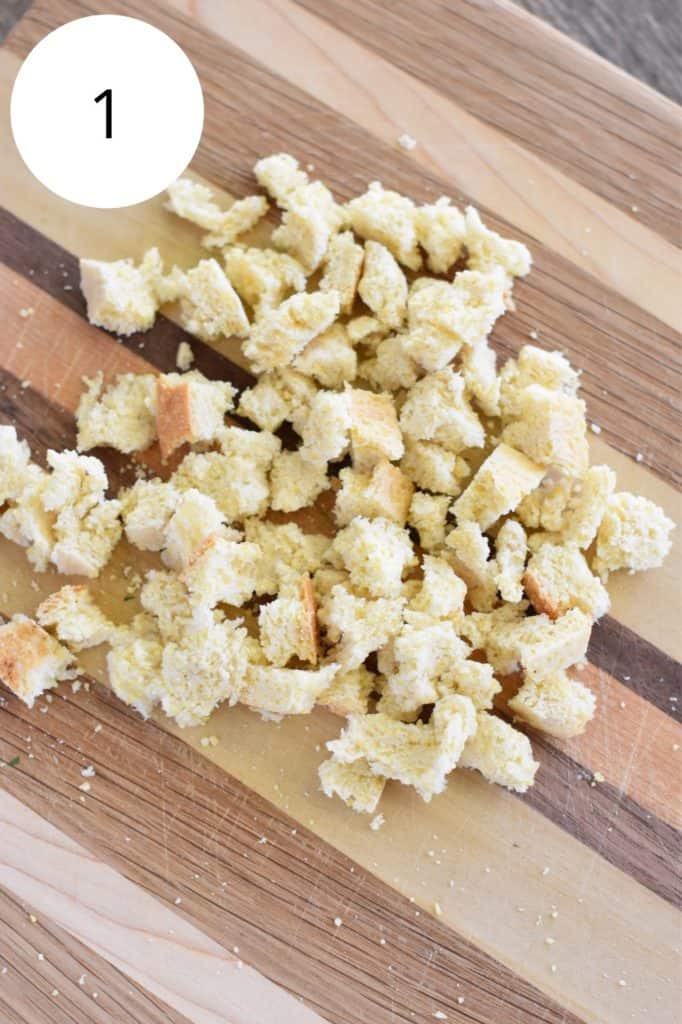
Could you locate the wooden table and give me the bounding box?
[0,2,680,1022]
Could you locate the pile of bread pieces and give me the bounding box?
[0,154,675,816]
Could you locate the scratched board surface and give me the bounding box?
[0,2,680,1023]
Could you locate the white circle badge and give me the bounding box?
[10,15,204,208]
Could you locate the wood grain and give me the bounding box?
[0,885,191,1024]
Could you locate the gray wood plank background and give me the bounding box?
[0,0,680,104]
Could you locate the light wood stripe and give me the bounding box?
[0,791,326,1024]
[0,885,192,1024]
[167,0,681,331]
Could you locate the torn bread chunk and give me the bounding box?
[319,758,385,814]
[524,542,610,620]
[592,492,675,579]
[317,664,376,717]
[293,323,357,388]
[509,671,596,739]
[161,488,229,570]
[461,342,500,417]
[258,575,318,666]
[300,389,351,466]
[140,570,209,641]
[181,534,262,610]
[464,207,532,282]
[172,441,276,523]
[483,608,592,680]
[165,178,268,247]
[319,583,405,669]
[36,585,113,650]
[271,180,345,273]
[76,372,157,454]
[493,519,527,603]
[155,371,236,459]
[408,492,450,551]
[401,440,470,498]
[107,616,162,718]
[348,388,404,470]
[161,259,249,342]
[359,334,421,393]
[80,248,163,336]
[346,181,421,270]
[346,316,389,348]
[243,290,340,373]
[460,712,538,792]
[445,522,497,611]
[330,517,416,598]
[157,619,251,727]
[244,520,330,596]
[515,475,574,533]
[415,197,466,274]
[41,450,107,517]
[243,663,339,716]
[269,450,330,512]
[560,465,616,549]
[202,197,269,249]
[254,153,309,204]
[237,369,318,433]
[378,619,470,712]
[0,482,55,572]
[0,426,43,504]
[319,231,364,315]
[0,614,76,708]
[335,461,413,528]
[224,245,306,316]
[120,479,179,551]
[357,241,408,329]
[50,500,122,579]
[399,368,485,454]
[499,344,579,418]
[502,385,589,476]
[409,555,466,622]
[441,660,501,712]
[327,694,477,802]
[452,443,545,532]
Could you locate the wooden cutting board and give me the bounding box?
[0,2,680,1022]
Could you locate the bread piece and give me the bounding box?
[499,344,579,418]
[172,448,271,522]
[317,664,376,717]
[42,450,107,517]
[483,608,592,680]
[156,371,236,459]
[254,153,309,204]
[140,570,209,641]
[243,662,338,715]
[237,369,317,433]
[270,450,330,512]
[460,602,529,652]
[378,618,470,712]
[319,757,385,813]
[415,197,466,274]
[561,465,616,548]
[107,615,162,717]
[502,385,589,476]
[0,426,42,504]
[0,481,55,572]
[408,492,450,551]
[346,316,389,348]
[327,694,477,801]
[120,479,179,551]
[357,241,408,329]
[76,372,157,454]
[509,671,596,739]
[460,342,500,417]
[258,575,318,666]
[162,259,250,342]
[358,334,421,393]
[0,614,76,708]
[409,555,466,622]
[177,340,194,372]
[445,522,497,611]
[80,248,163,336]
[515,475,573,533]
[493,519,527,603]
[399,368,485,454]
[592,492,675,579]
[464,207,532,281]
[271,177,345,273]
[293,323,357,388]
[524,542,610,620]
[400,440,470,497]
[348,388,404,470]
[346,181,420,270]
[158,619,250,727]
[50,501,122,578]
[330,516,416,598]
[166,178,266,236]
[223,245,306,316]
[319,231,364,315]
[161,488,227,569]
[181,534,262,609]
[452,443,545,531]
[335,460,413,527]
[36,585,113,650]
[319,583,405,668]
[243,291,340,373]
[299,389,351,466]
[460,712,538,792]
[243,519,330,596]
[441,660,501,712]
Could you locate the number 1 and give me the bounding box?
[94,88,112,139]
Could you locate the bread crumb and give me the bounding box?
[397,132,417,150]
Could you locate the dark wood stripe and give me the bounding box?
[0,685,586,1024]
[0,206,255,392]
[0,885,191,1024]
[6,2,682,484]
[526,736,681,907]
[590,616,682,721]
[294,0,682,247]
